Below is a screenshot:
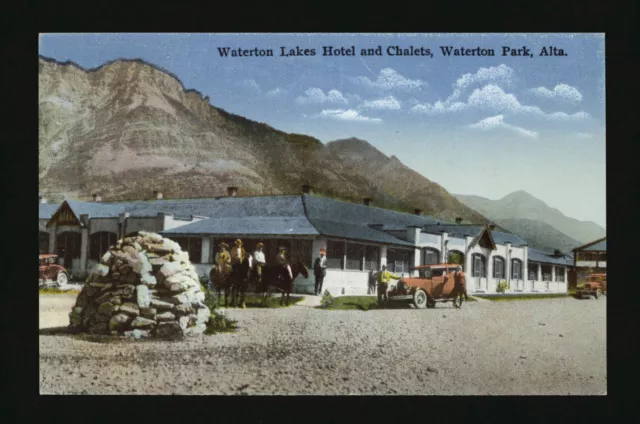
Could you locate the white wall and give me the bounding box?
[125,217,160,235]
[447,237,465,250]
[419,233,439,245]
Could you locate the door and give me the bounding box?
[56,232,81,270]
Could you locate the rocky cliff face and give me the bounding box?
[39,56,489,224]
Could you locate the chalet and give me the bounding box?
[38,187,573,296]
[572,237,606,285]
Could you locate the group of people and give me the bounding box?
[214,239,293,283]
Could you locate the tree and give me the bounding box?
[448,251,463,264]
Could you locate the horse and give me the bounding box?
[258,260,309,306]
[452,271,468,308]
[229,257,251,307]
[209,264,233,307]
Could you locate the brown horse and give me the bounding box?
[258,260,309,306]
[452,271,468,308]
[209,264,233,307]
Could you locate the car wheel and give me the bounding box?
[595,289,601,299]
[413,290,427,309]
[57,272,68,286]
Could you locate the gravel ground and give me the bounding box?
[39,294,606,395]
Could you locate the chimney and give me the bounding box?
[92,193,102,202]
[227,186,238,197]
[301,184,313,194]
[363,197,373,206]
[488,223,496,230]
[153,190,163,200]
[455,217,463,224]
[39,194,47,204]
[414,208,422,215]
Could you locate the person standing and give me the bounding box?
[215,242,231,275]
[377,264,400,305]
[313,248,327,295]
[252,242,266,286]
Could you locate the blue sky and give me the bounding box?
[39,33,606,228]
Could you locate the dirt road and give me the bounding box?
[39,294,606,395]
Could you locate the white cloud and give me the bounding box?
[469,115,538,138]
[266,87,287,97]
[530,84,583,103]
[353,68,425,91]
[296,88,348,105]
[448,64,515,102]
[361,95,401,110]
[315,109,382,123]
[411,84,590,121]
[240,79,261,93]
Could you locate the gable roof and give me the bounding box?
[162,217,319,236]
[490,230,527,247]
[572,237,606,252]
[65,200,124,218]
[39,203,60,220]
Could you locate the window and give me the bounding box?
[493,257,505,279]
[511,259,522,280]
[172,237,203,264]
[326,240,344,269]
[472,254,486,278]
[423,248,439,265]
[346,243,364,270]
[387,249,410,275]
[528,264,538,281]
[432,268,445,277]
[89,232,118,260]
[555,267,565,282]
[365,245,379,271]
[541,265,552,281]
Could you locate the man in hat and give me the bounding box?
[231,239,246,266]
[275,246,293,280]
[313,248,327,295]
[252,242,266,285]
[377,264,400,305]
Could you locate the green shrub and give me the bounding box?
[320,290,334,308]
[496,280,509,293]
[204,311,238,335]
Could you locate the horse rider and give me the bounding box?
[313,248,327,296]
[275,246,293,280]
[230,239,248,308]
[377,264,400,305]
[252,242,266,285]
[215,242,231,276]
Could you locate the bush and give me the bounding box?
[496,280,509,293]
[320,290,334,308]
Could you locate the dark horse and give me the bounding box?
[258,260,309,306]
[209,258,251,307]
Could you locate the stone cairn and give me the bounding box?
[68,231,210,339]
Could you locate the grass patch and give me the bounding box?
[478,293,571,302]
[39,287,80,295]
[205,312,238,335]
[318,296,380,311]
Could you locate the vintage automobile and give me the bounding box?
[576,273,607,299]
[39,254,70,287]
[387,263,466,309]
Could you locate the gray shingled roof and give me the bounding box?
[423,224,484,238]
[528,248,573,266]
[65,200,125,218]
[39,203,60,219]
[302,194,441,227]
[161,217,319,236]
[490,230,527,247]
[309,219,415,247]
[108,195,305,218]
[574,238,606,252]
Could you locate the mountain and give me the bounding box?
[492,219,582,253]
[38,56,490,224]
[454,191,606,245]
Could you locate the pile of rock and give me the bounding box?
[68,231,210,339]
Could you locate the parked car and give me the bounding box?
[39,254,69,287]
[387,263,466,309]
[576,273,606,299]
